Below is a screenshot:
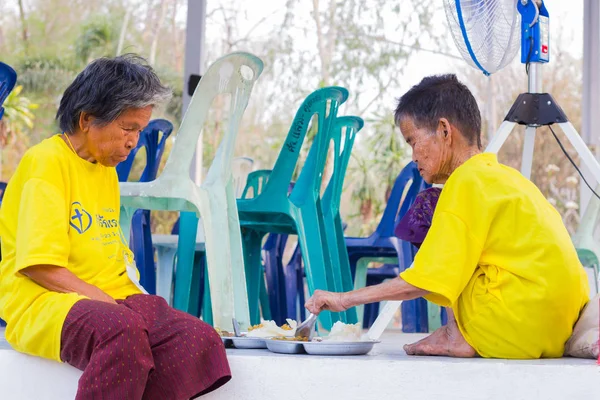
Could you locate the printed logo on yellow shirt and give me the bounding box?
[69,202,92,234]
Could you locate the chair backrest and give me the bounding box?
[157,52,263,188]
[241,169,272,199]
[375,161,428,238]
[321,116,364,214]
[0,62,17,121]
[116,119,174,182]
[231,156,254,197]
[258,87,348,207]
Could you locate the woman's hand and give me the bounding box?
[304,278,429,315]
[305,290,349,314]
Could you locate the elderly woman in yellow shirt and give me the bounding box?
[306,74,589,359]
[0,55,230,399]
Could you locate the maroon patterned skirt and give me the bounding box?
[60,294,231,399]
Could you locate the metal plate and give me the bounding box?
[265,340,306,354]
[302,341,378,356]
[231,337,267,349]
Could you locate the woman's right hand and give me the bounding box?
[305,290,349,314]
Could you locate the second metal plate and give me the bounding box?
[302,341,378,356]
[265,339,306,354]
[231,337,268,349]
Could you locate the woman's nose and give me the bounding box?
[125,133,140,150]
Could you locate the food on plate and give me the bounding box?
[245,319,298,338]
[322,321,363,342]
[215,328,234,337]
[272,336,309,342]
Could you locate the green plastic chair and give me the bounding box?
[237,87,349,330]
[319,116,364,323]
[120,52,264,331]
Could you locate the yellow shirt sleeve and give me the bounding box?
[14,178,70,273]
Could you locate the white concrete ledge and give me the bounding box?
[1,331,597,400]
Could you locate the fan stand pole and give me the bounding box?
[484,63,600,186]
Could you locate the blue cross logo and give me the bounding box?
[69,202,92,234]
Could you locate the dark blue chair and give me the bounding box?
[117,119,174,295]
[345,161,430,332]
[0,62,17,121]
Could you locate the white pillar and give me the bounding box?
[183,0,207,185]
[581,0,600,213]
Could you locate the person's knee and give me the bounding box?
[100,306,151,357]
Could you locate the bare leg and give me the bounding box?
[403,308,477,358]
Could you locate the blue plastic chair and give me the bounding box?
[116,119,174,294]
[0,62,17,121]
[346,161,430,332]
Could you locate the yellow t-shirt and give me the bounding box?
[400,153,589,359]
[0,135,142,362]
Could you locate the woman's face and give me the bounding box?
[83,106,152,167]
[398,116,451,184]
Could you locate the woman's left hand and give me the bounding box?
[305,290,348,315]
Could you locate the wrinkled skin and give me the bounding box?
[62,106,152,167]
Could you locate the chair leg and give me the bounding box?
[353,257,369,325]
[295,205,336,330]
[284,243,301,321]
[155,247,176,304]
[202,266,214,326]
[224,182,252,328]
[199,191,250,331]
[141,210,156,294]
[173,212,198,314]
[241,228,265,325]
[401,298,429,333]
[259,272,272,321]
[427,301,442,332]
[334,214,357,323]
[188,251,205,318]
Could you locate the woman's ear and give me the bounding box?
[438,118,452,143]
[78,112,93,133]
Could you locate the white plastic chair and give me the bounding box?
[232,156,255,197]
[120,52,264,331]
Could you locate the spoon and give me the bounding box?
[295,313,317,340]
[232,318,242,337]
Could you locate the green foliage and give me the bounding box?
[75,17,119,64]
[17,56,79,94]
[0,85,38,145]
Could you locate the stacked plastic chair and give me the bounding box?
[116,119,174,294]
[120,52,264,331]
[237,87,358,330]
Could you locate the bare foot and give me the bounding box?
[403,319,477,358]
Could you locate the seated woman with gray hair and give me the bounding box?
[0,55,230,399]
[306,74,590,359]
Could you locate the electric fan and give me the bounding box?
[444,0,600,192]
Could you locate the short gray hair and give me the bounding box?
[56,54,172,133]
